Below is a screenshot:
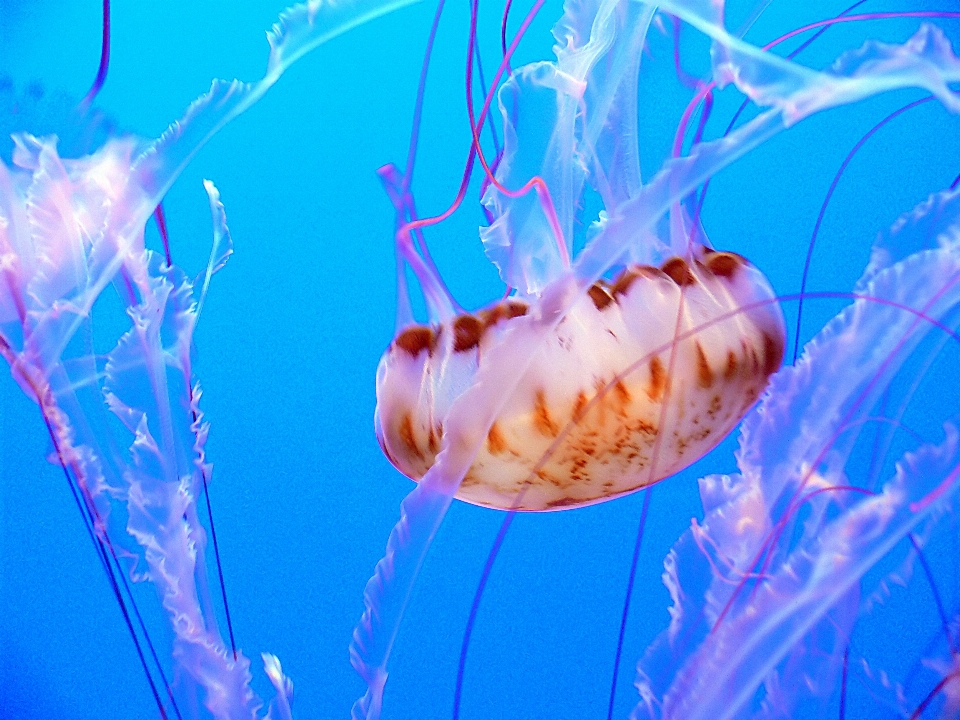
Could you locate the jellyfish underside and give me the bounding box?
[376,248,785,511]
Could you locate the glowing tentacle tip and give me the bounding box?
[375,251,785,511]
[262,653,294,720]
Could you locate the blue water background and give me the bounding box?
[1,1,959,718]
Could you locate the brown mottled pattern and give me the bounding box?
[546,386,660,488]
[724,350,738,379]
[695,342,714,388]
[393,326,435,356]
[487,422,506,454]
[614,380,632,406]
[762,330,785,375]
[378,248,786,512]
[534,389,559,437]
[661,257,696,286]
[610,265,662,297]
[479,300,528,329]
[707,394,723,419]
[647,356,667,401]
[588,282,614,310]
[705,251,745,278]
[393,254,754,360]
[610,270,638,297]
[398,413,423,460]
[572,391,589,419]
[453,314,483,352]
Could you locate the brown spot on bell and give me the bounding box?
[534,389,559,437]
[695,342,714,388]
[724,350,739,380]
[587,282,614,310]
[479,300,528,328]
[647,356,667,401]
[705,251,746,279]
[762,331,785,376]
[661,257,696,286]
[399,413,424,460]
[487,422,507,454]
[394,325,436,356]
[453,314,484,352]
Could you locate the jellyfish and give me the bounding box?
[0,0,418,717]
[351,0,960,717]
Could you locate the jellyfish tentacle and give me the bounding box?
[635,174,960,718]
[134,0,424,229]
[3,1,422,715]
[365,0,960,717]
[607,488,652,720]
[482,0,660,294]
[584,8,960,282]
[80,0,111,109]
[467,0,569,272]
[378,163,459,324]
[194,180,234,323]
[452,504,518,720]
[793,95,938,364]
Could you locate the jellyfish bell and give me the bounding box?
[375,247,785,511]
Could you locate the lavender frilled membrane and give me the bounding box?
[0,0,418,718]
[353,0,960,717]
[635,175,960,720]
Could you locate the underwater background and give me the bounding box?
[2,1,960,718]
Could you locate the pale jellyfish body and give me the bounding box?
[376,251,784,510]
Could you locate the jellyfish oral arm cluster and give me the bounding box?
[355,0,960,717]
[0,0,418,717]
[638,192,960,719]
[0,134,266,716]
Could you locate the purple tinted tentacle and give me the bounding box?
[199,424,238,662]
[607,488,651,720]
[80,0,111,109]
[792,97,934,363]
[672,15,702,90]
[684,90,713,246]
[378,163,416,330]
[134,0,423,219]
[500,0,513,61]
[382,0,466,316]
[403,0,447,189]
[350,482,457,720]
[690,90,712,147]
[693,0,873,231]
[472,37,502,158]
[154,203,172,267]
[377,163,459,325]
[43,411,178,720]
[788,1,870,61]
[839,645,849,720]
[452,509,518,720]
[911,671,957,720]
[8,331,185,720]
